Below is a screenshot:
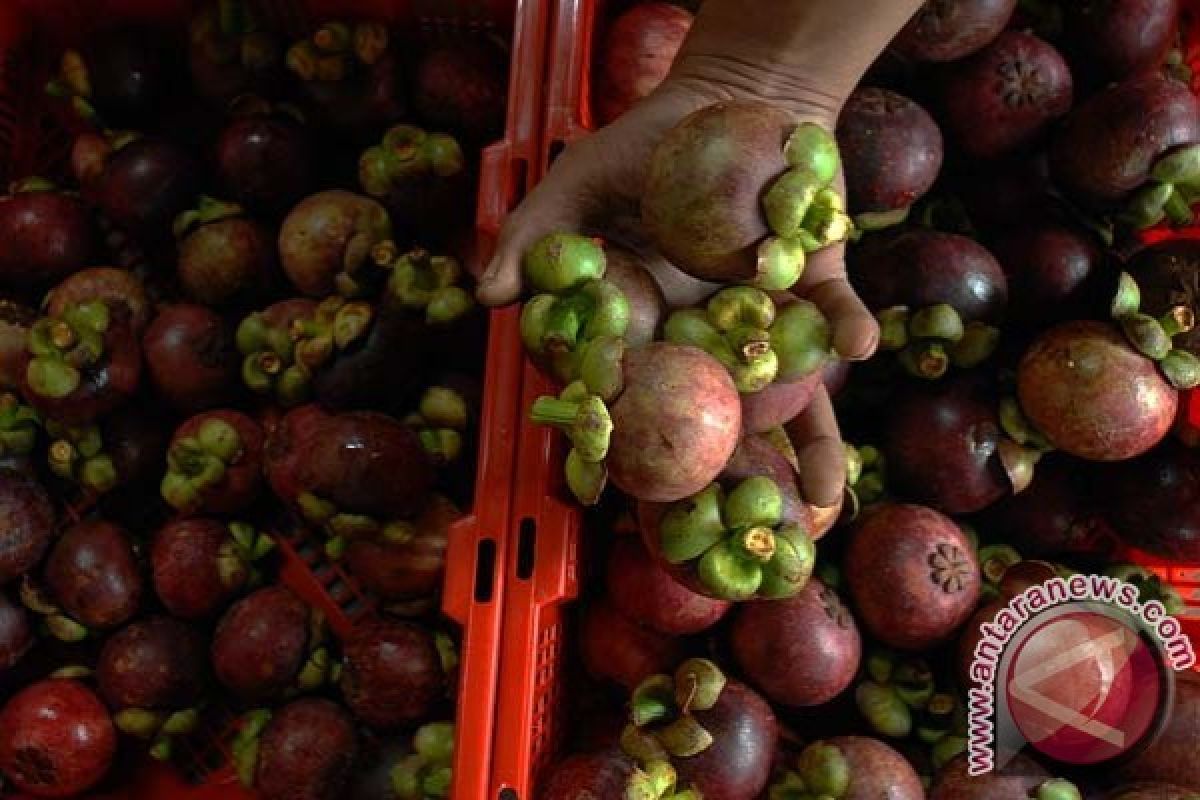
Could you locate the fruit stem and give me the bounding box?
[528,395,612,463]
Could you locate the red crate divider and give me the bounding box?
[0,0,549,797]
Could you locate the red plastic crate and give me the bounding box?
[0,1,550,798]
[488,2,1200,797]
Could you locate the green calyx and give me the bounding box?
[384,249,474,325]
[1109,271,1200,389]
[236,309,310,407]
[876,304,998,379]
[161,418,243,513]
[173,195,245,239]
[25,301,110,401]
[390,721,456,800]
[855,649,941,739]
[46,419,115,494]
[217,521,275,590]
[1122,143,1200,229]
[784,123,841,186]
[625,659,725,760]
[529,390,613,465]
[289,295,375,374]
[522,232,607,293]
[658,476,815,601]
[295,490,414,558]
[115,707,200,761]
[406,386,470,466]
[521,278,630,384]
[232,709,273,787]
[1104,564,1186,616]
[768,741,851,799]
[0,394,40,457]
[287,20,389,82]
[19,576,88,642]
[360,125,464,200]
[1033,779,1082,800]
[978,544,1022,598]
[843,443,885,521]
[624,760,700,800]
[45,50,101,125]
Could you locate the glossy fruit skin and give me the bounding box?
[178,217,276,307]
[0,470,56,585]
[144,304,239,412]
[342,495,457,601]
[217,114,313,215]
[603,245,667,347]
[1126,238,1200,356]
[883,372,1010,515]
[151,518,249,619]
[1017,320,1176,461]
[540,751,637,800]
[942,31,1073,160]
[96,616,206,710]
[0,191,94,289]
[820,737,924,800]
[1051,74,1200,207]
[837,87,943,213]
[850,228,1008,324]
[339,618,445,730]
[608,343,742,503]
[930,752,1050,799]
[991,222,1109,330]
[412,40,508,144]
[0,679,117,798]
[730,578,861,707]
[892,0,1017,62]
[642,101,792,283]
[211,585,310,702]
[94,138,200,242]
[606,535,730,635]
[579,598,682,690]
[255,698,359,800]
[0,590,32,670]
[1064,0,1179,85]
[45,520,142,631]
[1102,439,1200,561]
[845,503,982,651]
[674,680,777,800]
[595,2,693,125]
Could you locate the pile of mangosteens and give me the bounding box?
[529,0,1200,798]
[0,2,507,798]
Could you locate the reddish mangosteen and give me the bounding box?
[0,470,56,585]
[18,299,141,425]
[265,405,435,554]
[836,87,943,229]
[594,2,693,125]
[624,658,777,800]
[532,341,742,505]
[0,590,32,671]
[92,137,201,244]
[233,297,316,407]
[152,517,273,619]
[850,228,1007,379]
[892,0,1017,62]
[1125,239,1200,356]
[1101,438,1200,560]
[339,617,447,730]
[216,101,313,215]
[143,304,239,412]
[730,578,861,708]
[161,410,263,514]
[606,535,730,636]
[0,180,94,289]
[579,598,684,690]
[343,494,457,602]
[642,102,849,288]
[719,431,827,538]
[845,503,981,651]
[1113,672,1200,788]
[278,190,392,297]
[766,736,924,799]
[41,520,142,636]
[990,221,1111,329]
[1063,0,1179,85]
[175,198,276,307]
[45,267,151,334]
[234,698,359,800]
[603,244,667,347]
[1050,74,1200,218]
[540,750,638,800]
[0,679,117,798]
[1017,320,1177,461]
[930,752,1066,799]
[956,560,1060,685]
[411,39,508,144]
[0,301,35,390]
[188,1,284,104]
[285,21,405,135]
[982,455,1116,557]
[42,403,169,496]
[942,31,1073,160]
[883,371,1033,514]
[211,585,329,702]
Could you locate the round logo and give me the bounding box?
[1004,609,1168,765]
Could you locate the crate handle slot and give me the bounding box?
[475,537,498,603]
[517,517,537,580]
